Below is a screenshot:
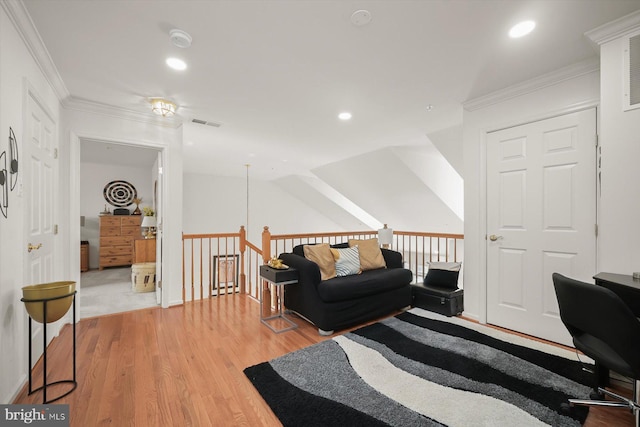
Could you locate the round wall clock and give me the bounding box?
[103,180,137,207]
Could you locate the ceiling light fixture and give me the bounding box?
[509,20,536,38]
[150,98,177,117]
[338,112,352,120]
[166,57,187,71]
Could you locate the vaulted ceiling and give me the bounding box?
[23,0,640,180]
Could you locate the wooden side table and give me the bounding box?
[259,265,298,333]
[80,241,89,272]
[133,238,156,263]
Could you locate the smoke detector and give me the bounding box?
[351,10,372,26]
[170,29,192,48]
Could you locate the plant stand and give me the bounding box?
[21,291,77,404]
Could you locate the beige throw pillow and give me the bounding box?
[303,243,336,281]
[348,238,386,271]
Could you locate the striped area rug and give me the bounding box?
[244,308,594,426]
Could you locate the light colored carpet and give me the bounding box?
[80,267,158,318]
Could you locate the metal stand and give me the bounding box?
[21,291,77,404]
[260,278,298,333]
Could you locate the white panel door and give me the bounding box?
[155,152,162,305]
[486,108,597,346]
[24,92,58,365]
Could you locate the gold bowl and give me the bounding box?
[22,281,76,324]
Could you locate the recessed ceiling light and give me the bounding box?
[166,57,187,71]
[509,20,536,38]
[338,112,352,120]
[426,105,434,111]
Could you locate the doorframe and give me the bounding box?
[478,100,600,324]
[68,131,166,320]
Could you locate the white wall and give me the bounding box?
[598,33,640,274]
[462,70,600,322]
[0,4,62,404]
[80,163,154,269]
[183,173,346,244]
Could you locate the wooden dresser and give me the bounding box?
[99,215,141,270]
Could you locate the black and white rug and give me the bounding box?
[244,308,593,426]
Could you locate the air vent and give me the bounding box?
[629,34,640,106]
[624,32,640,111]
[191,118,221,128]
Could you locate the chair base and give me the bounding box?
[567,383,640,427]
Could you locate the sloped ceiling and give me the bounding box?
[309,147,463,233]
[272,175,373,231]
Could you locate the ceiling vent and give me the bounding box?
[191,118,221,128]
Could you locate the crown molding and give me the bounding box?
[585,9,640,46]
[2,1,182,128]
[1,0,70,101]
[463,58,599,112]
[63,96,182,129]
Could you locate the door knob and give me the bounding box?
[489,235,503,242]
[28,243,42,253]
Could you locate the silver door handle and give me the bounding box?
[489,235,503,242]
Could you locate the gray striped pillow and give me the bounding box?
[331,246,361,277]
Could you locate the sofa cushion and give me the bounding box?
[348,238,386,271]
[303,243,336,281]
[331,246,361,277]
[317,268,412,302]
[424,262,461,290]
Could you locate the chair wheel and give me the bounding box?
[590,390,605,400]
[560,403,572,414]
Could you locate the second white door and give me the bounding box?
[486,108,597,346]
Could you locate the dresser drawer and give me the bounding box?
[121,216,141,226]
[100,216,120,227]
[100,226,121,236]
[100,236,131,247]
[121,226,140,237]
[100,246,132,256]
[100,255,133,267]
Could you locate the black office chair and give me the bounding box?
[553,273,640,426]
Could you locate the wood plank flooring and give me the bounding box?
[13,295,634,426]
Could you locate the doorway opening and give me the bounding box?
[79,139,162,318]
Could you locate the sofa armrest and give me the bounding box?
[381,248,403,269]
[279,252,322,285]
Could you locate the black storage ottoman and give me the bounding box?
[411,283,464,317]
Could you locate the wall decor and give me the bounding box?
[9,127,18,191]
[0,151,7,218]
[212,254,239,296]
[103,180,137,207]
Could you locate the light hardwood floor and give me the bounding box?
[14,295,634,426]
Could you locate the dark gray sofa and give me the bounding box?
[279,243,413,335]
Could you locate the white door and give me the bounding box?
[24,91,58,364]
[155,152,162,305]
[486,108,597,346]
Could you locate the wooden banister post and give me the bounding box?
[261,226,271,318]
[262,226,271,263]
[239,226,246,294]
